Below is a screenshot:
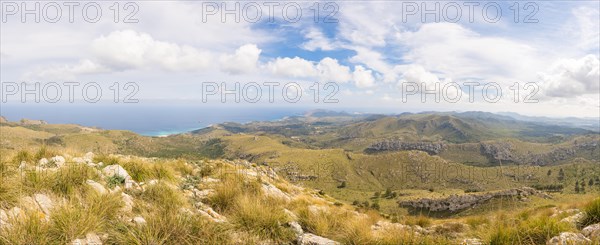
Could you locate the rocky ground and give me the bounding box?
[1,151,599,244]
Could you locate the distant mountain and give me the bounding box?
[498,112,600,132]
[337,112,593,143]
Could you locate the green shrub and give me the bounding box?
[139,183,184,209]
[106,175,126,189]
[13,150,32,164]
[489,216,569,245]
[231,196,295,242]
[50,164,99,196]
[578,198,600,228]
[108,212,230,244]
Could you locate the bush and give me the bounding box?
[0,177,19,209]
[93,154,120,165]
[404,215,432,228]
[34,146,57,161]
[13,150,32,164]
[139,183,184,209]
[578,198,600,228]
[108,212,231,244]
[106,175,126,189]
[50,164,100,196]
[121,160,152,182]
[488,216,569,245]
[231,195,295,242]
[207,174,261,212]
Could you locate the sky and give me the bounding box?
[1,1,599,118]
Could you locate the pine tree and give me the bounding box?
[371,202,380,210]
[547,169,552,176]
[558,169,565,181]
[384,188,392,198]
[373,191,380,198]
[589,179,594,187]
[575,180,580,193]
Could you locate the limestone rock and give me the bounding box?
[582,223,600,240]
[298,233,340,245]
[546,232,591,245]
[462,238,484,245]
[33,194,53,216]
[86,180,107,194]
[102,165,130,180]
[288,221,303,237]
[50,156,66,167]
[83,152,95,163]
[132,216,147,225]
[262,183,291,201]
[39,158,49,166]
[198,205,227,223]
[194,189,215,199]
[560,212,585,226]
[400,187,544,213]
[71,233,102,245]
[121,193,134,213]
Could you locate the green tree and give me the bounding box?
[373,191,380,198]
[371,202,380,211]
[547,169,552,176]
[384,188,392,198]
[575,180,580,193]
[558,169,565,181]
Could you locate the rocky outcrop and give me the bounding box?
[19,119,48,125]
[560,212,585,226]
[582,223,600,240]
[399,187,545,213]
[546,232,591,245]
[480,142,516,162]
[366,140,445,155]
[262,183,291,201]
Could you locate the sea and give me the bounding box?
[0,103,310,136]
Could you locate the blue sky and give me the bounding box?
[1,1,599,117]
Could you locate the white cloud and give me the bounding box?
[396,65,465,99]
[91,30,212,71]
[301,28,335,51]
[267,57,352,83]
[23,59,109,81]
[539,55,600,98]
[398,23,542,81]
[569,6,600,52]
[267,57,318,78]
[353,65,375,88]
[220,44,262,74]
[316,58,351,83]
[348,46,397,83]
[336,3,398,47]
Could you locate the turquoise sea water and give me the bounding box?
[0,103,308,136]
